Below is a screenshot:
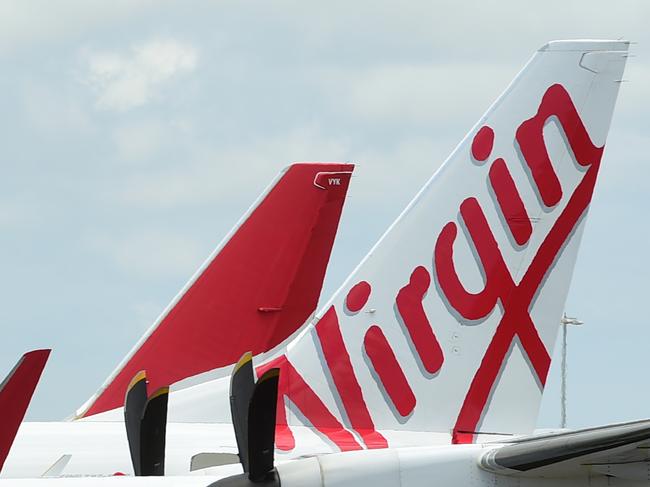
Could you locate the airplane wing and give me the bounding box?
[480,419,650,480]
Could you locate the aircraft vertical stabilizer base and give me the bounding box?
[2,40,642,487]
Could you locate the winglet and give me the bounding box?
[0,349,51,472]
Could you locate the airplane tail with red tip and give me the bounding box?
[77,162,353,419]
[0,349,50,472]
[259,40,628,451]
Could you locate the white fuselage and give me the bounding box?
[2,420,451,478]
[3,444,650,486]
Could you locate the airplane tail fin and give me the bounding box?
[262,41,629,450]
[77,162,353,418]
[0,349,50,472]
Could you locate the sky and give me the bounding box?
[0,0,649,428]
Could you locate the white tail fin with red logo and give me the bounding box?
[255,40,628,451]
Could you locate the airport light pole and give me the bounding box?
[559,313,583,429]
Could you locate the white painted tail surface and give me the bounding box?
[255,40,628,451]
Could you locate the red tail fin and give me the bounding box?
[79,163,353,417]
[0,349,50,472]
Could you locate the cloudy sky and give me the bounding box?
[1,1,649,428]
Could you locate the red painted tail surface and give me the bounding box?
[79,163,353,418]
[0,349,50,472]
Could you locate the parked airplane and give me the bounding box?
[2,162,354,477]
[2,40,635,487]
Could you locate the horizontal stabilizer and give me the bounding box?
[41,454,72,478]
[480,419,650,477]
[190,452,240,472]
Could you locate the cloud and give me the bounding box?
[2,0,649,425]
[85,38,198,111]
